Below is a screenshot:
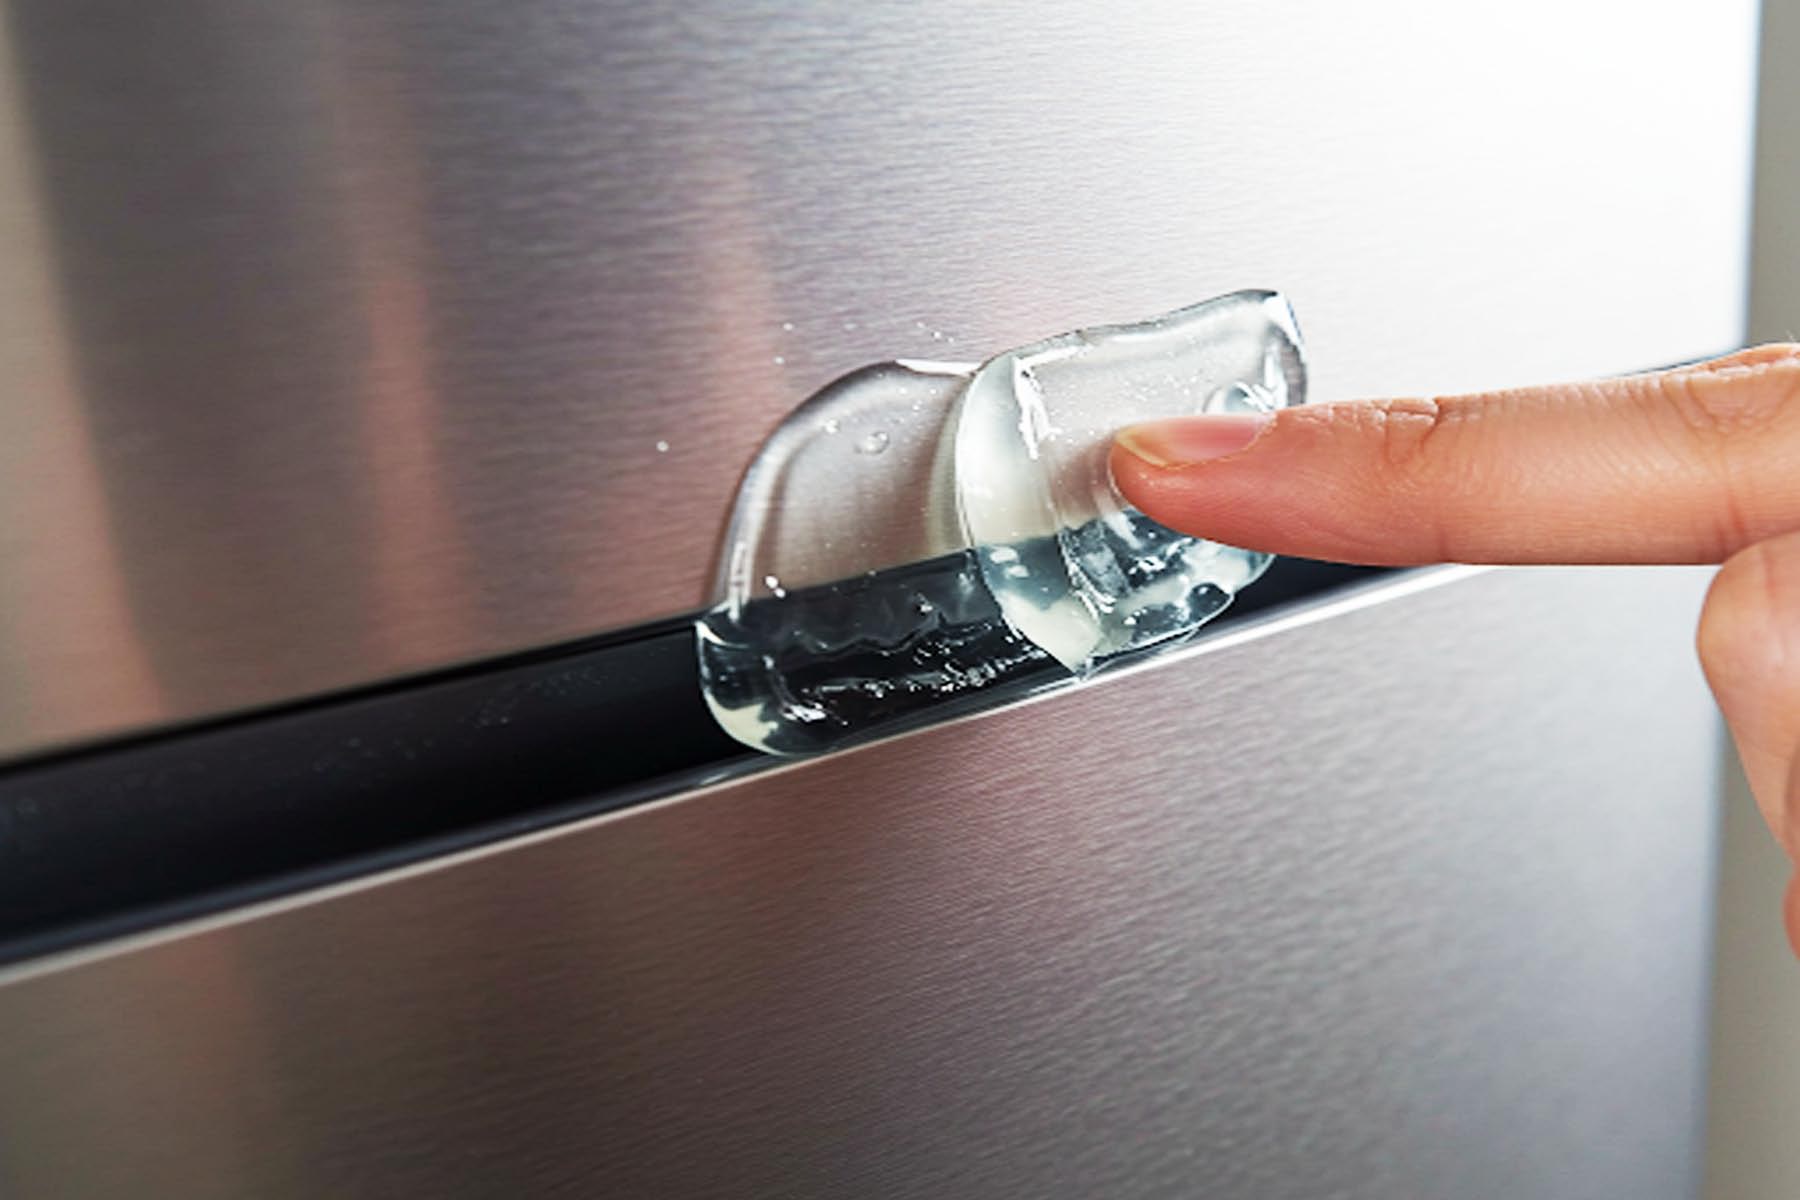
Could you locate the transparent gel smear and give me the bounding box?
[954,291,1304,674]
[697,290,1307,755]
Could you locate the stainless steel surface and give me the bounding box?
[0,566,1720,1199]
[0,1,1758,758]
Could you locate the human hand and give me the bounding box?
[1110,346,1800,952]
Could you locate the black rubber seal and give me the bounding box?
[0,558,1383,965]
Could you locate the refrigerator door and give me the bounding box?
[0,0,1756,758]
[0,2,1751,1197]
[0,565,1720,1198]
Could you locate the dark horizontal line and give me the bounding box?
[0,610,704,779]
[0,558,1385,968]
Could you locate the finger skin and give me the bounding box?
[1110,345,1800,565]
[1698,529,1800,850]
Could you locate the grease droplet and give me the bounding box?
[654,440,670,453]
[855,430,890,456]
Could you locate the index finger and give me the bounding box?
[1108,345,1800,565]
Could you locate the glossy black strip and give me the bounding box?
[0,558,1384,965]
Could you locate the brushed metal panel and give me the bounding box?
[0,1,1758,758]
[0,566,1720,1199]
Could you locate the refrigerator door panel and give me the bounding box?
[0,0,1758,758]
[0,565,1719,1199]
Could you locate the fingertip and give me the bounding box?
[1113,413,1273,469]
[1108,412,1280,534]
[1106,436,1232,539]
[1107,438,1161,516]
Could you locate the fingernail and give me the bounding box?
[1114,413,1273,468]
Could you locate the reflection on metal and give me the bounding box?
[0,567,1720,1198]
[0,1,1758,758]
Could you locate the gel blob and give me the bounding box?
[697,290,1308,755]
